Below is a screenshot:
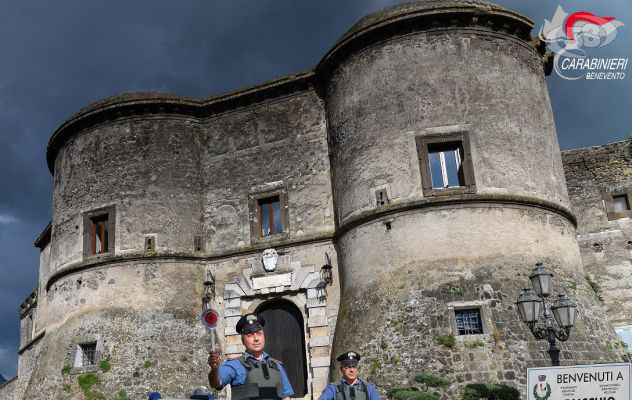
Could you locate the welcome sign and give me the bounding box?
[527,363,631,400]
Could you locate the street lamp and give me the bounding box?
[516,262,577,366]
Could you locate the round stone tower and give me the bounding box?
[317,0,623,394]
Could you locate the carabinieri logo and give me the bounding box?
[540,6,627,80]
[533,375,552,400]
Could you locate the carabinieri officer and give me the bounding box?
[208,313,294,400]
[319,352,381,400]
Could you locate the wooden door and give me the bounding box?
[257,299,308,397]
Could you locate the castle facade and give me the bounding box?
[1,1,630,399]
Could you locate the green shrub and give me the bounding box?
[113,389,130,400]
[585,276,604,302]
[464,340,485,349]
[370,360,382,375]
[99,357,111,372]
[462,383,519,400]
[393,390,440,400]
[435,334,456,349]
[77,373,105,400]
[77,373,99,391]
[387,386,418,398]
[63,384,72,392]
[61,365,72,375]
[414,373,451,388]
[143,360,153,368]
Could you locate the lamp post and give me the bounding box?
[515,262,577,366]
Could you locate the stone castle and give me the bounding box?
[1,0,631,399]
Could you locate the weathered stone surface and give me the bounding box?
[562,140,632,328]
[251,273,292,290]
[309,336,330,348]
[310,357,331,368]
[13,1,630,399]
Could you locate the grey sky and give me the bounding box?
[0,0,630,378]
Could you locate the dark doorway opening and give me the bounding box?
[256,299,308,397]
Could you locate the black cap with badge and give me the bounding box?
[236,313,265,335]
[336,351,361,368]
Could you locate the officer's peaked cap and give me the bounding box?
[236,313,265,335]
[337,351,361,367]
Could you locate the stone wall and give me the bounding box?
[320,1,625,398]
[13,1,631,398]
[22,81,340,399]
[0,377,16,400]
[562,139,632,329]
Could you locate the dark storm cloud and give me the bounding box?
[0,0,630,378]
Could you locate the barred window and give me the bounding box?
[75,342,97,367]
[455,309,483,335]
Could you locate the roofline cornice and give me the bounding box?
[46,70,315,174]
[315,2,537,94]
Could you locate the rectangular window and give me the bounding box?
[249,189,289,243]
[455,309,484,335]
[613,195,630,212]
[74,342,97,367]
[416,132,475,197]
[83,207,115,258]
[90,214,109,255]
[258,196,282,236]
[428,142,465,189]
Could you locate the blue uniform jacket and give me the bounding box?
[319,379,381,400]
[218,351,294,398]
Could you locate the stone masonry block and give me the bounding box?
[308,307,326,318]
[236,276,254,296]
[310,357,330,367]
[225,326,237,336]
[310,326,327,338]
[301,272,321,289]
[290,267,310,291]
[225,307,242,317]
[307,296,326,308]
[308,316,328,327]
[252,273,292,290]
[312,367,329,378]
[242,267,253,279]
[309,336,329,347]
[225,316,241,327]
[224,297,241,308]
[225,283,245,298]
[226,344,245,354]
[226,335,242,345]
[312,377,329,392]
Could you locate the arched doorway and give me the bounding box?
[256,299,308,397]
